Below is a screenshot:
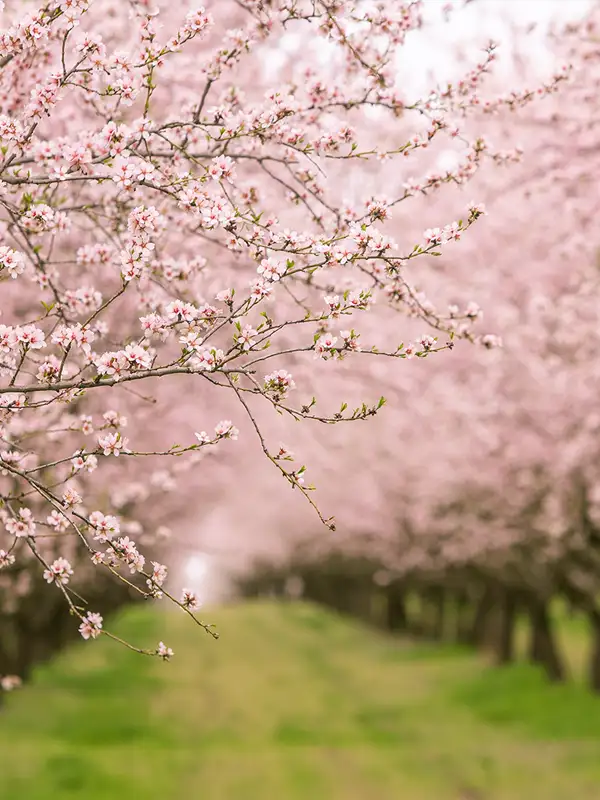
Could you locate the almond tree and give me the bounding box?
[0,0,564,688]
[232,4,600,689]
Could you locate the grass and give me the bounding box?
[1,601,600,799]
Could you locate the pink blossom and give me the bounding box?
[71,452,98,473]
[181,588,201,611]
[89,511,121,542]
[0,550,16,569]
[194,347,224,371]
[0,247,25,278]
[208,155,235,183]
[114,536,145,573]
[62,487,82,508]
[79,612,103,641]
[340,330,361,352]
[46,510,69,531]
[43,557,74,586]
[314,333,338,359]
[479,333,503,349]
[214,420,239,440]
[236,325,257,350]
[5,509,36,538]
[149,561,168,588]
[157,642,174,660]
[79,415,94,435]
[216,288,234,304]
[257,257,286,283]
[418,335,436,352]
[103,410,127,428]
[15,325,45,350]
[249,278,273,301]
[98,432,130,457]
[1,675,22,692]
[0,0,577,669]
[264,369,296,396]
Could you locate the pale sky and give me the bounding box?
[400,0,593,92]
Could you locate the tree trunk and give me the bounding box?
[528,598,566,682]
[494,588,517,665]
[454,590,472,644]
[386,581,407,632]
[589,610,600,693]
[348,578,375,623]
[325,573,348,613]
[469,585,495,647]
[431,586,446,641]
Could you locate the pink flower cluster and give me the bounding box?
[0,0,566,670]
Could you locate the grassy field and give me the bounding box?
[2,601,600,799]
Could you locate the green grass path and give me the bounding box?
[2,601,600,799]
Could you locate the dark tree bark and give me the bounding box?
[431,586,447,641]
[494,588,517,665]
[386,580,407,632]
[528,597,566,682]
[346,577,376,623]
[469,585,495,648]
[454,590,473,644]
[589,610,600,693]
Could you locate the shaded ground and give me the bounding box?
[2,601,600,799]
